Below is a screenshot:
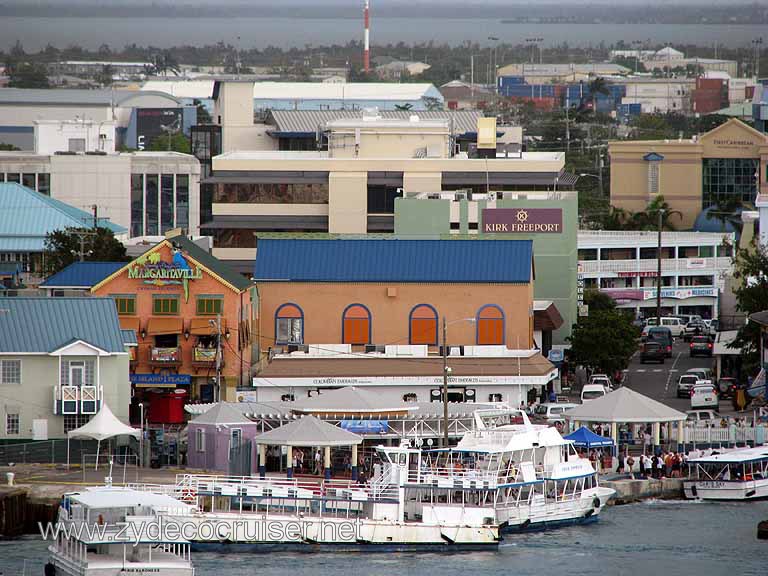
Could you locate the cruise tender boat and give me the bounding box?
[684,446,768,500]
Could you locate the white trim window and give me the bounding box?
[0,360,21,385]
[230,428,242,451]
[5,413,19,435]
[196,428,205,453]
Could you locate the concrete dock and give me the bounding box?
[603,478,684,505]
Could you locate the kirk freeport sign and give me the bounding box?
[482,208,563,234]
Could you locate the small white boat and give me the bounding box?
[46,486,196,575]
[684,446,768,500]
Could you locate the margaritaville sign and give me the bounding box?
[127,249,203,300]
[482,208,563,233]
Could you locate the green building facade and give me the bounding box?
[394,191,578,345]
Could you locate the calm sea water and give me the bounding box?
[2,500,766,576]
[0,18,765,51]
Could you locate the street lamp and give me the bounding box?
[578,172,603,197]
[441,316,476,448]
[487,36,499,89]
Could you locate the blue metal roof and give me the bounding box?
[40,261,125,288]
[121,329,138,346]
[0,183,126,253]
[254,239,533,283]
[0,297,127,354]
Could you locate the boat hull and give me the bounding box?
[498,487,615,532]
[684,479,768,500]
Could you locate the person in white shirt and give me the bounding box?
[314,449,322,475]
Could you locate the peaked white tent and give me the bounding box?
[67,403,140,470]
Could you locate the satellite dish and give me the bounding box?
[426,438,434,446]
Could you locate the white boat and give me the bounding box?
[684,446,768,500]
[46,486,196,576]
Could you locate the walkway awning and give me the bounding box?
[189,317,226,336]
[119,317,140,332]
[713,330,740,356]
[146,317,183,335]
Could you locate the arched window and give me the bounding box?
[409,304,438,345]
[342,304,371,345]
[275,303,303,344]
[476,305,505,345]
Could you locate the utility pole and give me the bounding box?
[215,313,223,403]
[656,209,663,323]
[442,316,449,449]
[91,204,98,229]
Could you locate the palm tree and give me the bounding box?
[588,76,610,115]
[629,195,680,231]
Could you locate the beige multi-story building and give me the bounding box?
[609,118,768,229]
[202,81,574,270]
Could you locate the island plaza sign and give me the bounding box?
[482,208,563,234]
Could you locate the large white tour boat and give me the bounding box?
[684,446,768,500]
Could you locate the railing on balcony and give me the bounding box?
[150,347,181,364]
[53,385,103,415]
[579,257,731,275]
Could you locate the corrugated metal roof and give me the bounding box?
[40,261,125,288]
[0,88,181,106]
[254,239,532,283]
[0,183,126,252]
[167,235,252,291]
[120,329,138,346]
[266,109,483,136]
[0,297,127,353]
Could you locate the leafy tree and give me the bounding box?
[44,227,129,275]
[194,99,213,124]
[588,76,610,114]
[730,243,768,376]
[97,64,115,86]
[6,61,50,88]
[147,132,191,153]
[0,143,20,151]
[395,103,414,111]
[567,291,640,375]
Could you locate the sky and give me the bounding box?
[10,0,766,4]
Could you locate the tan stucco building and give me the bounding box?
[609,119,768,229]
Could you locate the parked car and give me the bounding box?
[686,367,713,382]
[685,409,723,425]
[644,317,685,338]
[716,377,741,399]
[531,403,579,424]
[581,384,608,403]
[644,327,674,358]
[677,373,700,398]
[640,341,665,364]
[677,314,703,326]
[690,381,719,410]
[683,321,709,342]
[588,374,613,389]
[689,335,713,358]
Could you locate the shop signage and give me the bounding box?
[642,287,717,300]
[482,208,563,234]
[617,271,658,278]
[686,258,707,269]
[340,420,389,434]
[711,137,760,150]
[253,372,558,388]
[128,249,202,301]
[130,373,191,387]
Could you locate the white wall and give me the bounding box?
[35,121,116,155]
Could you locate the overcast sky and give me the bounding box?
[13,0,766,4]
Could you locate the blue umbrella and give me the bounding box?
[564,426,615,449]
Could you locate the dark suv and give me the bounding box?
[640,341,665,364]
[689,335,713,358]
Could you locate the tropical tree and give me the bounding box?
[627,195,682,231]
[730,243,768,376]
[148,51,181,77]
[588,76,610,114]
[44,227,129,275]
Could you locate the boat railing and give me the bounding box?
[407,467,516,487]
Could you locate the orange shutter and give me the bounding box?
[411,318,437,345]
[478,319,503,345]
[344,318,369,344]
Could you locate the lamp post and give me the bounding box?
[487,36,499,91]
[578,171,603,197]
[441,316,476,448]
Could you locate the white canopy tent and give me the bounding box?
[67,403,140,470]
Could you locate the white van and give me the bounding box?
[645,317,684,338]
[532,403,579,424]
[581,384,608,403]
[690,381,719,409]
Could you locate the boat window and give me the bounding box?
[398,453,407,466]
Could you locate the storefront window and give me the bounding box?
[275,303,304,344]
[145,175,159,235]
[130,174,144,237]
[160,174,175,234]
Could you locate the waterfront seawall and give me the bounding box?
[603,478,684,505]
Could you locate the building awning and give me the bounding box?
[146,317,183,335]
[533,301,564,332]
[119,317,140,332]
[189,317,227,335]
[713,330,740,356]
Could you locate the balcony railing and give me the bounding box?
[53,385,103,415]
[579,257,731,275]
[150,347,181,364]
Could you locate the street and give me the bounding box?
[621,337,726,414]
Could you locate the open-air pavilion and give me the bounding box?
[252,415,363,480]
[564,387,687,454]
[66,403,140,471]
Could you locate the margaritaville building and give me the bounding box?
[91,235,253,414]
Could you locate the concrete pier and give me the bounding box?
[603,478,684,505]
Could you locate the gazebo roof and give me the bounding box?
[290,386,414,414]
[190,403,256,426]
[253,415,363,447]
[564,387,687,423]
[67,403,140,441]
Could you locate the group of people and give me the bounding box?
[619,451,688,479]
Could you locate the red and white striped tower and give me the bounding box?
[363,0,371,73]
